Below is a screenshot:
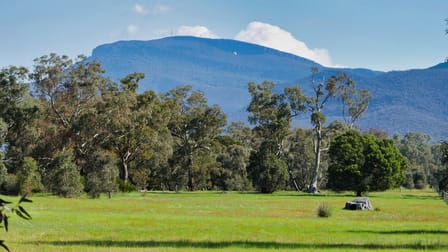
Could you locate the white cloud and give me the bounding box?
[235,22,335,67]
[176,25,218,39]
[133,4,148,15]
[127,24,139,35]
[153,4,171,14]
[133,3,171,16]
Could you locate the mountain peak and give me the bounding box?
[429,61,448,70]
[88,36,448,140]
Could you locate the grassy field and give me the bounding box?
[1,189,448,251]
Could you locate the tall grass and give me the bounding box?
[1,189,447,251]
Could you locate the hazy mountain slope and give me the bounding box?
[88,36,448,140]
[91,36,329,120]
[356,68,448,139]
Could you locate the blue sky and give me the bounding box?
[1,0,447,71]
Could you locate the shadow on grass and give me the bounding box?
[399,194,441,200]
[30,239,448,250]
[349,229,448,235]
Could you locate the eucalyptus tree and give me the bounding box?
[246,81,306,192]
[247,81,293,147]
[45,150,83,197]
[213,134,252,191]
[442,141,448,165]
[396,132,433,188]
[84,150,119,198]
[30,54,111,166]
[284,128,315,191]
[0,66,40,174]
[286,67,370,193]
[341,86,371,128]
[214,122,253,191]
[97,73,172,185]
[438,140,448,191]
[226,121,253,149]
[162,85,226,191]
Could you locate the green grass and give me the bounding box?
[2,189,448,251]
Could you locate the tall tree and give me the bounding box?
[247,81,294,147]
[162,85,226,191]
[0,66,40,173]
[396,132,433,188]
[97,73,172,185]
[287,68,370,193]
[284,128,315,191]
[246,81,305,192]
[30,54,110,165]
[341,87,371,128]
[438,140,448,191]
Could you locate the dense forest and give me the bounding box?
[0,54,447,198]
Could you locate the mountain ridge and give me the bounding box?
[88,36,448,140]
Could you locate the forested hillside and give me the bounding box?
[89,36,448,140]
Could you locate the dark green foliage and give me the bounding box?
[163,85,227,191]
[117,179,136,192]
[284,128,315,191]
[17,157,43,195]
[215,144,252,191]
[248,140,289,193]
[85,151,119,198]
[441,141,448,166]
[0,153,6,188]
[438,141,448,191]
[1,174,19,195]
[45,150,83,198]
[246,82,297,193]
[247,81,293,144]
[328,130,408,196]
[396,132,434,188]
[327,130,365,194]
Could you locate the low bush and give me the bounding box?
[316,202,332,218]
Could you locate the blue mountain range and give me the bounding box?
[88,36,448,140]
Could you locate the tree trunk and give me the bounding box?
[122,157,129,184]
[309,125,322,193]
[187,154,195,191]
[288,169,300,191]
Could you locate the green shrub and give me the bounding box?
[247,140,289,193]
[85,151,119,198]
[316,202,332,218]
[117,179,136,192]
[1,174,20,195]
[45,150,83,198]
[17,157,43,195]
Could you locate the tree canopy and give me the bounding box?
[328,130,408,196]
[3,54,443,198]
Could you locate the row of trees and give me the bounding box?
[0,54,446,197]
